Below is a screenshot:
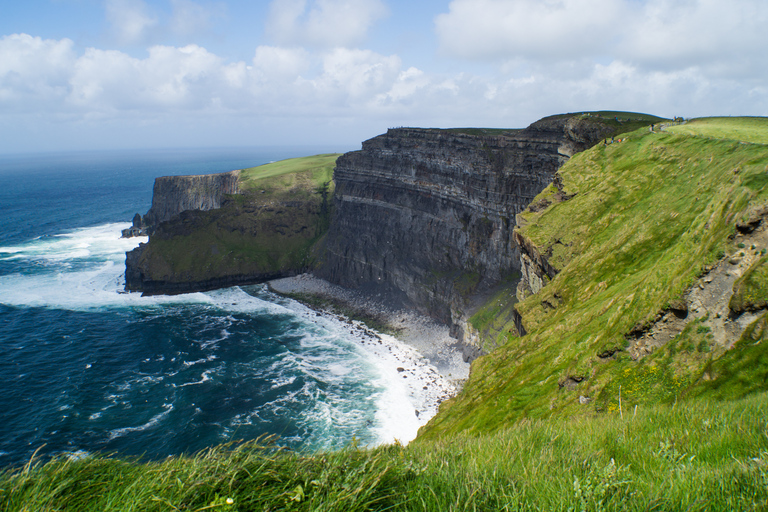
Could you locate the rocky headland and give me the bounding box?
[124,155,337,295]
[124,113,652,359]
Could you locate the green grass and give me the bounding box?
[447,111,666,139]
[731,255,768,312]
[539,110,666,123]
[420,117,768,439]
[667,117,768,145]
[466,272,522,351]
[691,313,768,400]
[132,155,339,286]
[4,394,768,511]
[239,154,340,191]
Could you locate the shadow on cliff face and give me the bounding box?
[314,112,649,349]
[123,113,659,346]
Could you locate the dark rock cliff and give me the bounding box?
[315,115,616,346]
[143,171,241,230]
[123,113,639,349]
[125,166,334,295]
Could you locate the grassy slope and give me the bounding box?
[135,155,339,284]
[420,117,768,439]
[239,154,339,193]
[3,393,768,511]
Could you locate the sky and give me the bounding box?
[1,0,767,154]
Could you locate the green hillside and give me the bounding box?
[4,393,768,510]
[419,117,768,439]
[239,153,339,194]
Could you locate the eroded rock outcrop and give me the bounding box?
[143,170,241,229]
[125,167,333,295]
[316,116,616,346]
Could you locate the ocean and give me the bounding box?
[0,147,447,468]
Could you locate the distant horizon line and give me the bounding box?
[0,144,361,160]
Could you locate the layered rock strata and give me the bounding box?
[125,171,332,295]
[316,116,615,345]
[143,170,241,229]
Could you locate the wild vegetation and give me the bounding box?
[130,154,339,287]
[421,117,768,438]
[3,393,767,511]
[3,118,768,510]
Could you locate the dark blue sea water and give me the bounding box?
[0,148,435,467]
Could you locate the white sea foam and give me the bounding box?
[0,223,213,311]
[107,403,174,441]
[270,375,297,389]
[1,222,460,449]
[178,369,214,388]
[271,293,458,445]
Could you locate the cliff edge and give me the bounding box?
[125,154,338,294]
[316,113,646,356]
[419,117,768,440]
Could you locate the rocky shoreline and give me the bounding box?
[268,273,471,385]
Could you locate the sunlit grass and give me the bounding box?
[666,117,768,144]
[3,394,768,511]
[422,118,768,439]
[239,154,340,191]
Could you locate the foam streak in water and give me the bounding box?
[0,219,453,463]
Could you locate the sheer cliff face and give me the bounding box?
[316,119,613,326]
[143,170,241,228]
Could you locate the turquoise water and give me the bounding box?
[0,148,431,467]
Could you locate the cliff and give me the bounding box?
[143,171,241,229]
[315,113,628,353]
[125,155,338,294]
[124,112,653,350]
[419,117,768,440]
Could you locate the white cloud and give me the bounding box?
[3,32,764,124]
[68,44,223,110]
[436,0,768,74]
[620,0,768,74]
[377,67,430,105]
[105,0,159,45]
[314,48,401,101]
[2,0,767,155]
[435,0,626,61]
[0,34,76,107]
[266,0,388,48]
[0,34,412,119]
[252,45,310,81]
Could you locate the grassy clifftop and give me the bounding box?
[126,154,339,293]
[4,393,768,510]
[419,117,768,439]
[238,154,338,194]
